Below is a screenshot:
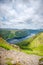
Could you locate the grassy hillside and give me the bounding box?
[0,29,28,40]
[16,32,43,56]
[0,31,43,56]
[0,37,20,50]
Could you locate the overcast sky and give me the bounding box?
[0,0,43,29]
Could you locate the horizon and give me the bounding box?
[0,28,43,31]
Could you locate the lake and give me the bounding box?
[7,33,35,44]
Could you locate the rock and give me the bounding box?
[0,47,42,65]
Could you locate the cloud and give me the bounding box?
[0,0,43,29]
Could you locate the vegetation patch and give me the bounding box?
[6,61,13,65]
[0,38,18,50]
[16,32,43,56]
[6,58,13,61]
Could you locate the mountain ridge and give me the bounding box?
[16,32,43,56]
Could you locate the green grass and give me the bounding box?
[6,61,13,65]
[0,37,18,50]
[16,32,43,56]
[6,61,22,65]
[5,58,13,61]
[39,58,43,61]
[39,58,43,65]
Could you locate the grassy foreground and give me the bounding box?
[0,37,19,50]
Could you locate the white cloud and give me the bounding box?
[0,0,43,29]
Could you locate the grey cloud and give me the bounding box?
[0,0,43,29]
[25,19,32,24]
[35,0,43,16]
[0,0,12,3]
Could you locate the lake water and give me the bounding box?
[7,33,35,44]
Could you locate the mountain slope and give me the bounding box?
[30,32,43,48]
[0,29,28,40]
[16,32,43,56]
[0,37,20,50]
[29,32,43,55]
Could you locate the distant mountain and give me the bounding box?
[0,29,28,40]
[0,29,43,42]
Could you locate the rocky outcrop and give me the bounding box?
[0,47,43,65]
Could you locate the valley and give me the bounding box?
[0,29,43,65]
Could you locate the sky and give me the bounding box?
[0,0,43,29]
